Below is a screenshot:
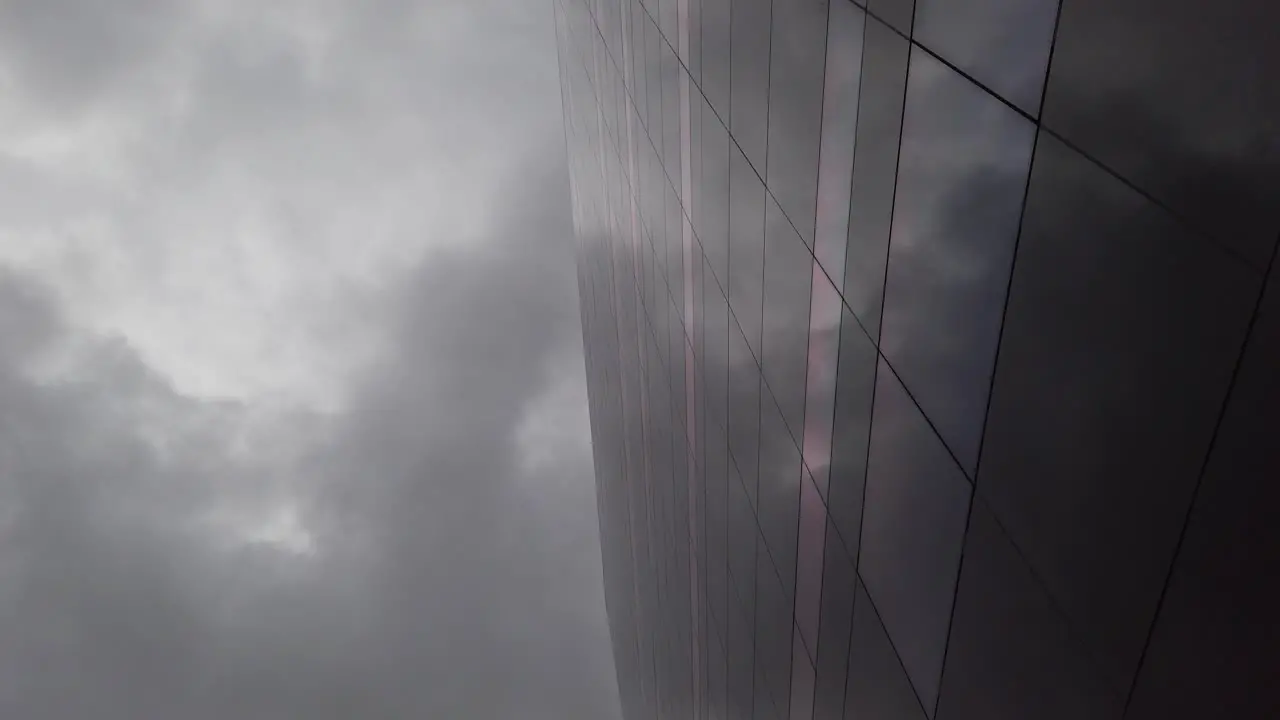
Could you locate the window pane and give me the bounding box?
[859,359,971,712]
[813,1,866,284]
[765,0,829,244]
[879,48,1035,474]
[1127,262,1280,720]
[868,0,915,37]
[762,194,814,443]
[843,17,909,341]
[936,501,1123,720]
[844,580,928,720]
[1043,0,1280,268]
[825,307,876,562]
[728,142,766,359]
[913,0,1059,115]
[729,0,772,171]
[979,132,1259,689]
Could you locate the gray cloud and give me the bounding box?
[0,0,619,718]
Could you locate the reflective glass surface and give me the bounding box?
[936,501,1123,720]
[843,17,909,341]
[859,360,971,713]
[813,520,856,720]
[729,0,772,172]
[824,307,876,561]
[701,98,731,287]
[1043,0,1280,268]
[727,320,761,506]
[726,578,757,720]
[813,0,866,284]
[761,194,814,443]
[869,0,915,37]
[754,540,793,713]
[844,581,928,720]
[793,471,827,656]
[699,0,732,119]
[880,47,1035,474]
[757,391,801,596]
[913,0,1059,115]
[728,142,766,358]
[559,1,1280,717]
[765,0,829,245]
[979,133,1259,689]
[1126,262,1280,720]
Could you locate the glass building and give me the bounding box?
[554,1,1279,718]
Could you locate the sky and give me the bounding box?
[0,0,623,717]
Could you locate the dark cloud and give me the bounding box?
[0,155,619,719]
[0,0,620,716]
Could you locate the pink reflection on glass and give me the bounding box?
[802,266,843,498]
[793,470,827,656]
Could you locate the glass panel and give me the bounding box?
[702,99,732,288]
[688,0,702,83]
[869,0,915,36]
[793,470,827,657]
[1043,0,1280,268]
[727,460,758,606]
[729,0,772,172]
[761,194,814,443]
[858,359,971,713]
[757,390,801,596]
[645,13,665,156]
[802,268,842,499]
[1127,261,1280,720]
[935,501,1123,720]
[879,48,1035,474]
[754,536,794,714]
[727,320,761,507]
[726,577,758,720]
[913,0,1059,115]
[788,633,817,720]
[813,0,866,285]
[705,415,730,656]
[825,307,876,561]
[813,519,856,720]
[978,133,1260,689]
[710,624,728,720]
[661,38,683,192]
[843,17,909,341]
[700,0,732,119]
[844,581,928,720]
[729,142,766,359]
[765,0,829,245]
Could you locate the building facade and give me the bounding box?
[555,1,1279,718]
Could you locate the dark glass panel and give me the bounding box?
[842,17,909,340]
[859,359,970,712]
[1126,262,1280,720]
[813,0,866,283]
[879,48,1034,474]
[935,501,1124,720]
[843,581,927,720]
[1043,0,1280,268]
[824,307,875,561]
[979,133,1259,689]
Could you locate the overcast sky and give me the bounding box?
[0,0,622,717]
